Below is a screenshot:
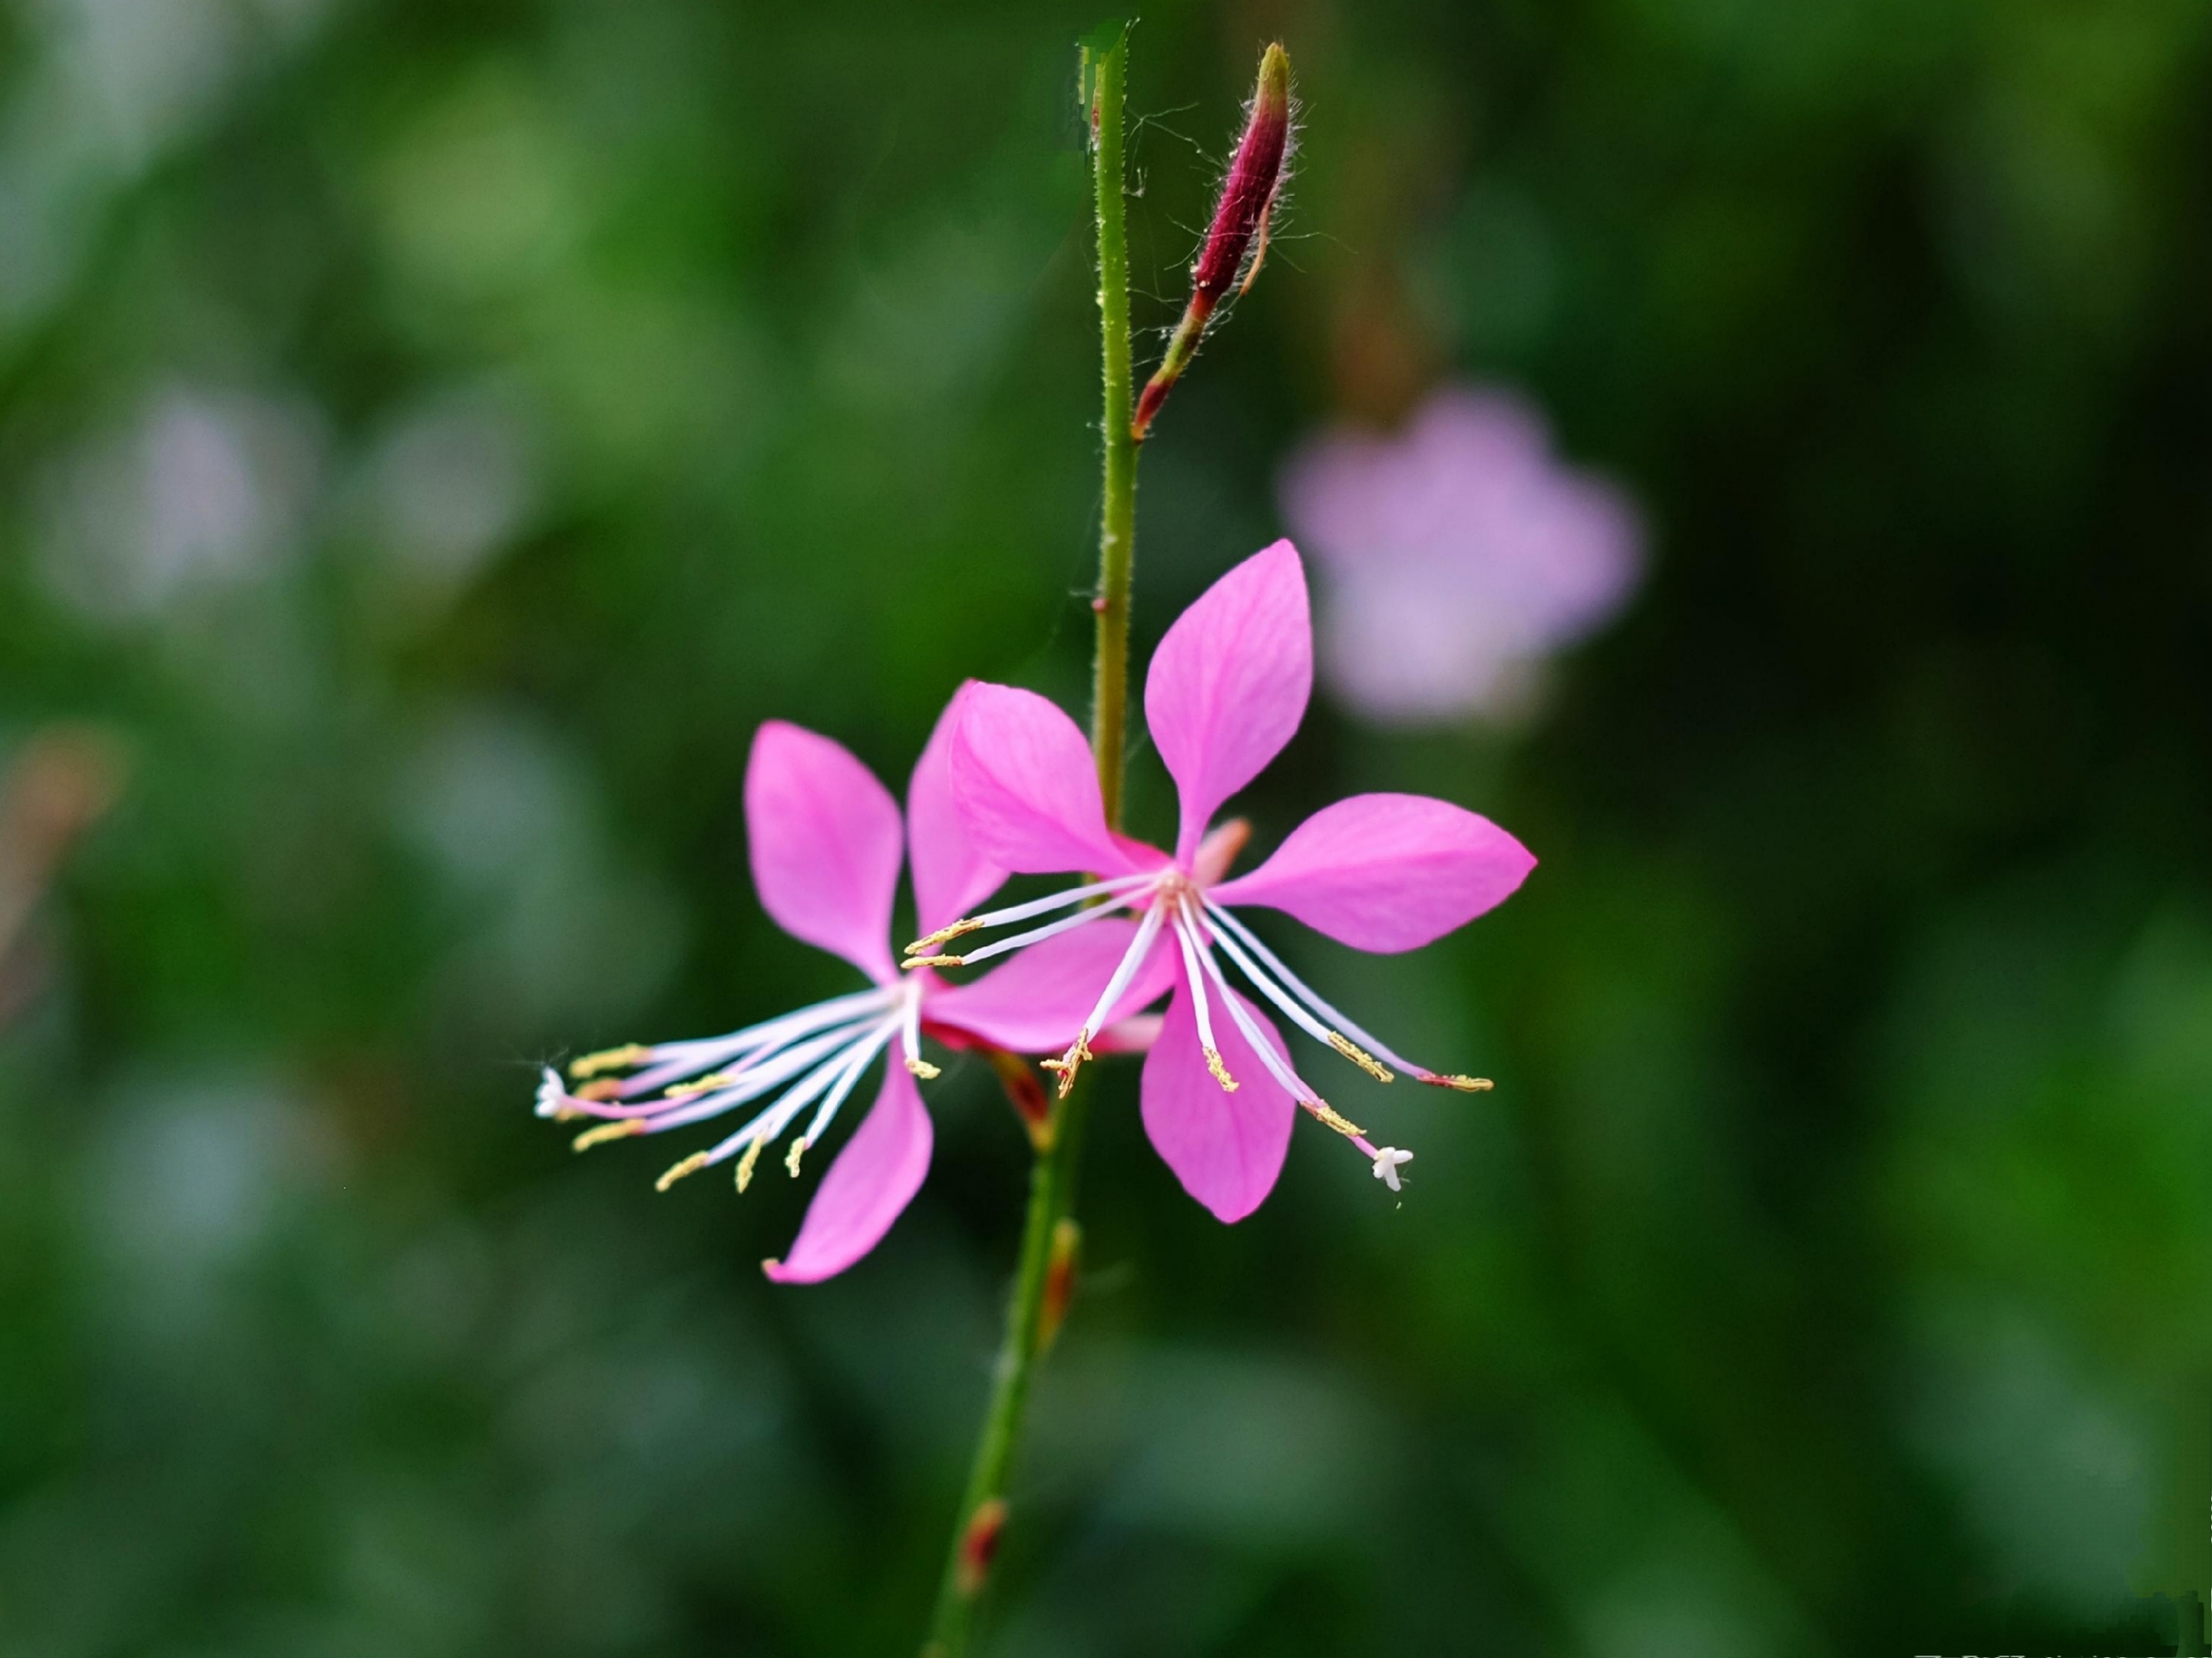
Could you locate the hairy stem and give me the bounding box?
[921,26,1136,1658]
[1089,31,1137,825]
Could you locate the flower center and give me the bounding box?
[894,841,1495,1196]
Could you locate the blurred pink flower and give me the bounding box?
[928,542,1534,1224]
[1278,384,1643,723]
[536,696,1157,1284]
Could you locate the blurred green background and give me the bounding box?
[4,0,2210,1653]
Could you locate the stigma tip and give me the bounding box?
[1371,1146,1414,1192]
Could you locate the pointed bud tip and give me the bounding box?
[1256,43,1290,115]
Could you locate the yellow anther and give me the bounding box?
[785,1137,808,1177]
[655,1152,709,1191]
[1202,1046,1239,1093]
[1327,1032,1395,1083]
[574,1079,623,1101]
[905,1056,943,1079]
[1420,1072,1494,1092]
[571,1118,644,1151]
[663,1068,740,1099]
[905,917,984,955]
[735,1132,769,1192]
[904,953,965,970]
[1302,1099,1367,1138]
[1040,1030,1094,1099]
[570,1043,650,1080]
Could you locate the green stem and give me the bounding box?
[1089,29,1137,827]
[921,28,1136,1658]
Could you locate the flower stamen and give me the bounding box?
[1303,1099,1366,1138]
[572,1118,644,1151]
[663,1068,742,1099]
[1325,1032,1394,1083]
[1043,900,1170,1098]
[904,873,1154,958]
[1205,899,1482,1089]
[570,1042,651,1080]
[656,1152,709,1191]
[1040,1030,1094,1098]
[900,988,940,1078]
[1171,905,1237,1093]
[735,1131,769,1192]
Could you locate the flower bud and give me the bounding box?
[955,1498,1008,1597]
[1037,1217,1081,1355]
[1132,42,1294,442]
[1189,43,1291,306]
[984,1044,1055,1151]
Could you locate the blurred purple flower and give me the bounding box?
[1278,384,1644,724]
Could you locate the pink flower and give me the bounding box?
[535,697,1163,1284]
[1278,384,1643,723]
[921,542,1535,1223]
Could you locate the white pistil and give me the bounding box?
[904,872,1156,956]
[1170,906,1236,1092]
[1371,1147,1413,1191]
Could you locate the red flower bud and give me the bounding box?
[1037,1217,1081,1355]
[955,1498,1008,1597]
[1190,43,1291,306]
[1132,42,1294,442]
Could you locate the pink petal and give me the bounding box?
[1212,792,1536,953]
[1093,1012,1164,1052]
[907,687,1007,940]
[746,722,904,983]
[949,682,1136,876]
[1144,540,1313,863]
[763,1061,932,1284]
[1140,983,1297,1223]
[927,916,1177,1053]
